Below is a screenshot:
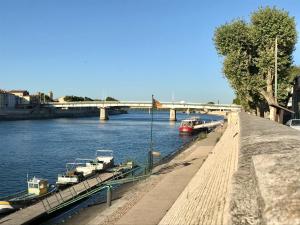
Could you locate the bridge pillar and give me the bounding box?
[169,108,177,121]
[100,107,109,120]
[186,108,190,114]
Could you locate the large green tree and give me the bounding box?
[214,7,297,121]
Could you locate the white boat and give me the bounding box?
[75,150,114,175]
[56,150,114,187]
[75,159,97,177]
[0,201,15,214]
[95,150,114,170]
[56,162,85,187]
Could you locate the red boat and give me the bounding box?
[179,117,204,133]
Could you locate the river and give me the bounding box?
[0,111,222,197]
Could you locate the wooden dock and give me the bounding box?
[0,172,116,225]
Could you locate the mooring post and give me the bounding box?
[148,150,153,173]
[107,185,112,207]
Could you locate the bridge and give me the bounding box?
[43,101,241,121]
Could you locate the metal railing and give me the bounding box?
[41,166,144,214]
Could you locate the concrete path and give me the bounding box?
[74,127,224,225]
[159,113,239,225]
[112,128,224,225]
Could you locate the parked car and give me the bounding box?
[285,119,300,131]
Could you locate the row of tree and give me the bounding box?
[214,7,298,121]
[63,96,118,102]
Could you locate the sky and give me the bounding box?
[0,0,299,103]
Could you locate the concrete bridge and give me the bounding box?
[43,101,241,121]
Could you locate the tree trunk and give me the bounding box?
[257,102,265,118]
[269,105,277,121]
[256,106,260,116]
[261,88,277,121]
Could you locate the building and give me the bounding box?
[292,76,300,119]
[29,94,40,105]
[9,90,29,97]
[1,89,52,109]
[58,96,66,103]
[0,90,17,109]
[9,90,30,105]
[49,91,53,101]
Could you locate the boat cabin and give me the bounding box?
[27,177,48,196]
[180,117,203,127]
[95,150,114,169]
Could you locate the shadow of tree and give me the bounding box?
[153,158,198,175]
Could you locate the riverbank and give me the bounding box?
[0,107,127,121]
[62,124,226,225]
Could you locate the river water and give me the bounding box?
[0,111,222,197]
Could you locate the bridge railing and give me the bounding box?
[43,101,241,110]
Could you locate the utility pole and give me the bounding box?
[275,37,278,103]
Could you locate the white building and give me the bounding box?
[9,90,30,105]
[0,90,17,109]
[58,96,66,103]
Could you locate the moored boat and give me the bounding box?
[56,150,115,188]
[0,177,55,214]
[95,150,114,170]
[179,117,204,133]
[56,162,85,188]
[179,117,223,134]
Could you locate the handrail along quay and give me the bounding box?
[0,166,146,225]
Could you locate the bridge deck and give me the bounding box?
[43,101,241,111]
[0,172,116,225]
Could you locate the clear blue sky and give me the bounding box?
[0,0,299,103]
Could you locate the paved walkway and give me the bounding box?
[159,113,239,225]
[115,135,220,225]
[79,126,224,225]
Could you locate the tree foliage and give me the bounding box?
[64,96,94,102]
[105,96,118,101]
[214,7,297,120]
[63,96,119,102]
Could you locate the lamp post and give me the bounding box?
[275,37,278,103]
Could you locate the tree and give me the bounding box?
[214,20,261,113]
[214,7,297,121]
[84,97,94,101]
[251,7,297,120]
[287,65,300,83]
[64,95,94,102]
[232,97,240,105]
[105,96,118,101]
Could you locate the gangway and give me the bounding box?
[0,166,141,225]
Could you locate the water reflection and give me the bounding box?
[169,121,176,128]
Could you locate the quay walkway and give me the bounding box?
[159,112,300,225]
[0,172,117,225]
[159,113,239,225]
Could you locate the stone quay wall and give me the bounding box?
[230,112,300,225]
[159,112,300,225]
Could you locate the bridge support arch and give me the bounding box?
[100,107,109,120]
[170,108,177,121]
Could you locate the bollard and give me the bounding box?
[107,186,112,207]
[148,151,153,172]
